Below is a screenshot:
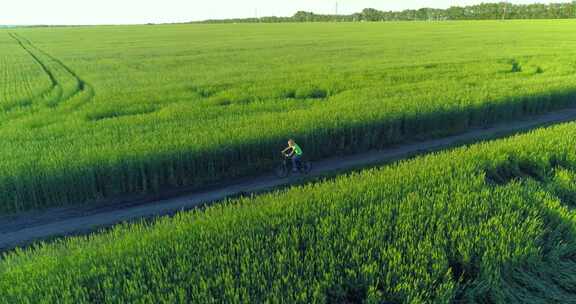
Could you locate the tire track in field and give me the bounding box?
[6,33,61,110]
[8,33,95,111]
[12,33,94,103]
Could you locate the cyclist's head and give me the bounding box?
[288,139,295,146]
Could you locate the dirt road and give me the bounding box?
[2,108,576,252]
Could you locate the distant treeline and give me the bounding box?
[199,2,576,23]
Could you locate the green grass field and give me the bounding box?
[5,20,576,303]
[2,20,576,213]
[3,120,576,303]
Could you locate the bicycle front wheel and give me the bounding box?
[275,163,288,178]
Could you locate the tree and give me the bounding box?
[200,2,576,24]
[361,8,383,21]
[293,11,315,22]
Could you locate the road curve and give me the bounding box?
[3,107,576,252]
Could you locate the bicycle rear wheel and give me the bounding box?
[300,161,312,175]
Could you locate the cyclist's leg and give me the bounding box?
[291,155,301,172]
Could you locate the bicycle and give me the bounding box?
[275,152,312,178]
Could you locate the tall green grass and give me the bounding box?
[3,122,576,303]
[2,21,576,213]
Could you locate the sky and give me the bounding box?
[0,0,570,25]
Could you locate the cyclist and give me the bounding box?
[282,139,304,173]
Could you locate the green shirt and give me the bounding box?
[292,143,303,156]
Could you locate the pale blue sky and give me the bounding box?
[1,0,569,25]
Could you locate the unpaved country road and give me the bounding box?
[3,108,576,252]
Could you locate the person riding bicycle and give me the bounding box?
[282,139,304,173]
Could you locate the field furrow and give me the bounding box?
[0,33,52,112]
[7,32,94,111]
